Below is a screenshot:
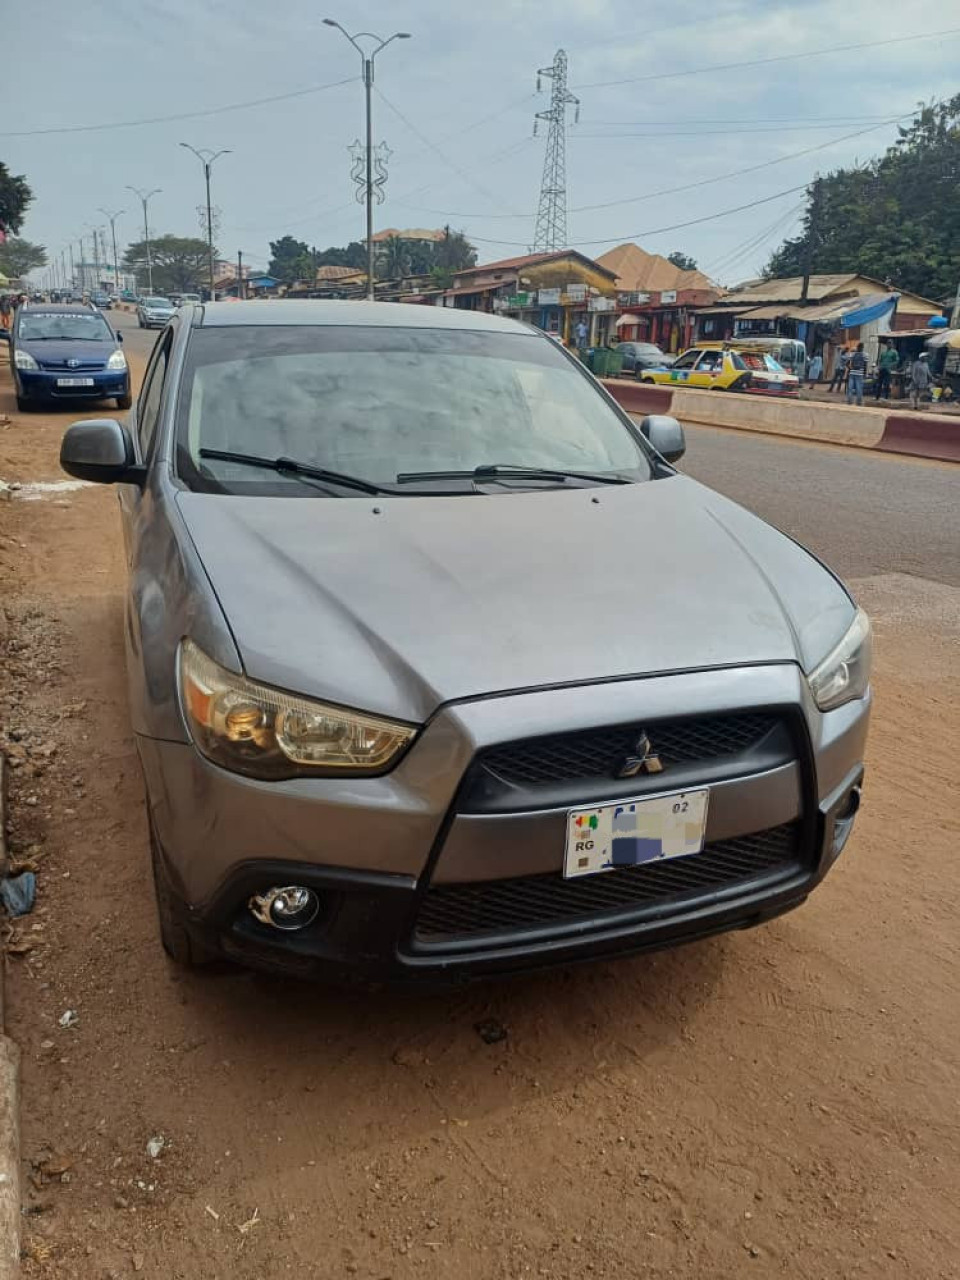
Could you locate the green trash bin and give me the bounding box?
[592,348,611,377]
[605,349,624,378]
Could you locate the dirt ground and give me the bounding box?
[0,353,958,1279]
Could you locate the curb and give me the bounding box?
[0,754,20,1278]
[601,379,960,463]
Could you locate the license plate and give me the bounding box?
[564,789,709,879]
[56,377,95,387]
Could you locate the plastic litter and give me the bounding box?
[0,870,36,917]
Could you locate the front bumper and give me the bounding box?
[139,664,870,982]
[17,368,129,401]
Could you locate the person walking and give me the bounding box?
[846,342,868,406]
[0,295,12,332]
[875,341,899,400]
[575,318,588,349]
[807,352,823,386]
[829,346,850,393]
[908,352,932,410]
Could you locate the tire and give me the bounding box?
[149,822,215,968]
[116,393,132,410]
[640,377,656,385]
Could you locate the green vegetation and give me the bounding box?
[122,236,213,293]
[0,162,32,237]
[667,251,698,271]
[765,96,960,300]
[0,236,47,279]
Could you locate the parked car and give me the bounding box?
[615,341,675,375]
[737,352,800,397]
[639,346,752,392]
[59,301,871,980]
[177,293,202,307]
[137,296,177,329]
[91,292,113,310]
[3,302,130,411]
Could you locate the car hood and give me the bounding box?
[176,477,854,723]
[22,338,114,363]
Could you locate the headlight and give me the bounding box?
[14,349,38,371]
[807,608,872,711]
[106,349,127,370]
[178,639,416,779]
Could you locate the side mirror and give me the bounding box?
[60,419,145,485]
[640,414,686,463]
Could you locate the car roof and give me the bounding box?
[193,299,534,334]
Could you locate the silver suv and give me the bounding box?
[60,302,871,981]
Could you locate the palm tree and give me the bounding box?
[381,235,409,281]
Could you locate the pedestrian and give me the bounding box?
[829,346,849,393]
[0,295,12,332]
[807,352,823,386]
[575,318,588,349]
[908,352,932,410]
[846,343,868,406]
[875,341,899,400]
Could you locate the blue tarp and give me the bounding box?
[840,294,898,329]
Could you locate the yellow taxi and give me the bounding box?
[638,346,752,392]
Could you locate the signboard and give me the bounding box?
[589,296,616,312]
[660,290,677,304]
[565,283,587,302]
[506,292,530,308]
[617,291,650,306]
[538,288,561,305]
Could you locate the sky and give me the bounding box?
[5,0,959,285]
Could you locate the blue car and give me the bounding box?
[4,303,131,412]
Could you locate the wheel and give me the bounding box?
[149,822,215,968]
[640,377,656,385]
[138,318,144,328]
[116,393,132,410]
[15,394,30,412]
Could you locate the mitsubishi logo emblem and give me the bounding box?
[616,731,664,779]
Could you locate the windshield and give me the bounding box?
[176,325,653,495]
[144,297,172,308]
[18,312,113,342]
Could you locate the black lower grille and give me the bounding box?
[480,713,781,789]
[414,824,802,945]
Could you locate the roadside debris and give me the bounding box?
[146,1135,165,1160]
[58,1009,79,1029]
[0,869,36,916]
[238,1207,260,1235]
[474,1018,508,1045]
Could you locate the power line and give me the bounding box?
[571,123,907,138]
[704,203,805,279]
[0,75,357,138]
[468,182,810,250]
[571,26,960,90]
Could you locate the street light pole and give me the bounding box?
[126,187,161,294]
[99,208,124,295]
[323,19,411,301]
[179,144,231,302]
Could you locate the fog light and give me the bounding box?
[249,885,320,931]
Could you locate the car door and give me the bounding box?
[667,349,700,384]
[616,343,636,371]
[691,349,725,388]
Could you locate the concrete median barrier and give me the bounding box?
[601,379,958,462]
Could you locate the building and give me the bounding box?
[692,274,944,374]
[369,227,446,268]
[595,244,720,353]
[442,250,619,344]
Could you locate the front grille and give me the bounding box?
[414,824,801,945]
[38,359,106,371]
[480,713,779,788]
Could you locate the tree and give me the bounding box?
[764,96,960,299]
[667,251,698,272]
[122,235,211,293]
[381,235,410,280]
[268,235,310,284]
[433,226,477,273]
[0,237,47,278]
[0,162,32,236]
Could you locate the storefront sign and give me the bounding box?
[538,288,561,305]
[506,292,530,308]
[565,283,587,302]
[617,291,650,306]
[659,290,677,304]
[589,296,616,312]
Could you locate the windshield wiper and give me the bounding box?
[396,463,632,486]
[198,448,389,495]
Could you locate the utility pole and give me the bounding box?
[800,176,823,305]
[951,278,960,329]
[237,249,243,299]
[99,209,124,295]
[179,144,230,302]
[126,186,161,295]
[89,226,102,288]
[532,50,580,253]
[323,18,412,301]
[68,242,75,294]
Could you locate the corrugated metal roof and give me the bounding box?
[721,274,861,305]
[596,242,716,294]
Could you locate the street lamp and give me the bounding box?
[323,19,411,301]
[98,207,124,297]
[179,143,231,302]
[126,187,161,294]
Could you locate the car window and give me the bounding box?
[137,330,172,456]
[17,311,113,342]
[671,350,700,370]
[176,325,654,494]
[695,350,724,372]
